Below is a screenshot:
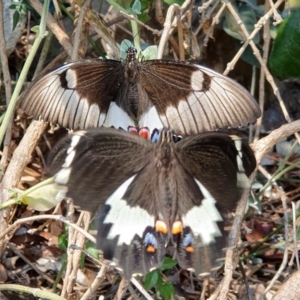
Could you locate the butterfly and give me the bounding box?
[19,47,261,136]
[47,127,256,278]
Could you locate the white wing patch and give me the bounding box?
[139,106,164,134]
[103,176,155,245]
[182,179,223,245]
[65,69,77,88]
[54,134,82,185]
[103,102,135,130]
[230,135,251,188]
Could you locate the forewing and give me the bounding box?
[139,61,261,135]
[47,128,153,212]
[19,60,135,130]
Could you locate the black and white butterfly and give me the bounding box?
[47,127,256,278]
[19,47,261,136]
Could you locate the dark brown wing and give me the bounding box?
[171,132,256,273]
[19,59,136,130]
[175,131,256,209]
[47,127,154,212]
[139,61,261,135]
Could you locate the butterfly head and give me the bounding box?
[126,47,138,63]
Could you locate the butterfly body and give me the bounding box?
[48,127,256,277]
[19,47,261,135]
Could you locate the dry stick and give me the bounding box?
[0,121,48,255]
[119,11,161,36]
[254,0,271,142]
[203,3,227,46]
[7,242,63,290]
[77,5,120,59]
[209,173,256,300]
[196,0,220,36]
[72,0,91,61]
[157,0,192,59]
[253,120,300,164]
[268,0,282,25]
[0,0,13,171]
[61,201,77,298]
[259,190,290,300]
[33,31,54,79]
[223,0,284,76]
[0,214,96,245]
[29,0,74,58]
[0,284,65,300]
[81,264,107,300]
[157,4,180,59]
[222,0,300,147]
[177,10,185,60]
[291,202,300,270]
[64,212,91,298]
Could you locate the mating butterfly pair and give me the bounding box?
[19,47,259,278]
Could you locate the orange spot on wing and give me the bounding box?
[155,220,168,234]
[185,246,194,253]
[172,221,183,234]
[147,245,156,253]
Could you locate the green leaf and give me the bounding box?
[157,280,175,300]
[132,0,141,14]
[12,10,20,30]
[120,39,134,60]
[269,10,300,79]
[58,234,68,251]
[159,257,177,271]
[85,241,99,259]
[31,25,40,33]
[144,270,159,290]
[142,45,157,60]
[164,0,184,5]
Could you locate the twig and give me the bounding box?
[7,242,63,289]
[0,0,50,146]
[72,0,91,61]
[0,214,96,245]
[81,264,107,300]
[130,277,154,300]
[0,284,65,300]
[259,189,289,300]
[253,120,300,164]
[291,202,300,270]
[0,0,13,171]
[223,0,285,76]
[33,31,54,79]
[254,0,271,142]
[0,120,48,255]
[29,0,74,58]
[222,1,300,147]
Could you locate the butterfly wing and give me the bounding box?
[139,61,261,135]
[96,161,170,278]
[172,132,256,273]
[19,59,136,130]
[47,128,153,212]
